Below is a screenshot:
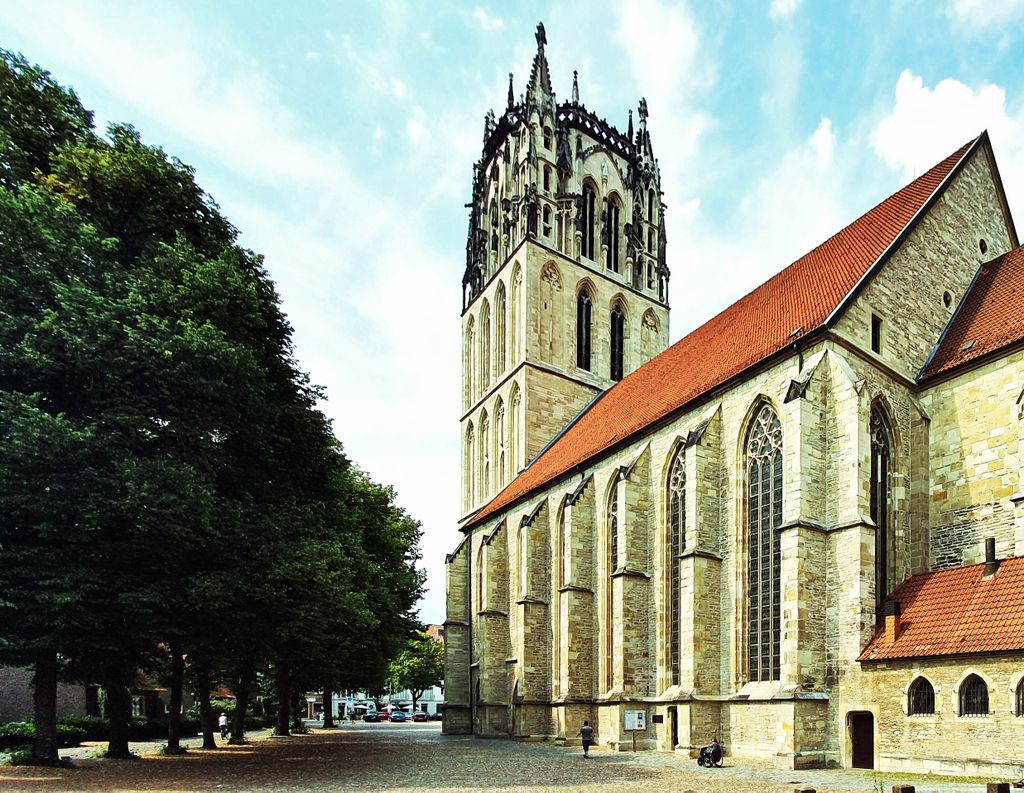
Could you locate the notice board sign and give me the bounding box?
[624,710,646,731]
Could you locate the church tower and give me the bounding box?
[460,24,670,520]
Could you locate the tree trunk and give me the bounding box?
[195,669,216,749]
[31,650,60,765]
[105,681,132,758]
[290,686,304,732]
[322,686,334,727]
[274,663,290,736]
[412,690,420,715]
[166,643,185,753]
[229,666,250,745]
[85,685,101,716]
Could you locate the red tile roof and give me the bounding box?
[921,244,1024,380]
[859,556,1024,661]
[466,137,980,529]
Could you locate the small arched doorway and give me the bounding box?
[848,711,874,769]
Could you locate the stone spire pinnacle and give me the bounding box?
[572,69,579,104]
[507,73,514,110]
[526,22,553,108]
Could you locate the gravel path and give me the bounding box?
[0,722,1014,792]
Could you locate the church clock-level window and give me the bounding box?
[746,403,782,682]
[667,447,685,687]
[583,183,597,260]
[870,404,892,606]
[576,289,593,370]
[610,304,625,381]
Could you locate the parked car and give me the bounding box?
[377,710,389,721]
[388,710,408,722]
[362,711,380,723]
[429,712,443,721]
[412,711,428,722]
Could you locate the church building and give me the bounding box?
[444,24,1024,778]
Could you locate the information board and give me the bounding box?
[624,710,646,731]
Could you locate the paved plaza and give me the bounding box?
[0,722,1013,792]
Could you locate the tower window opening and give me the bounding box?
[610,304,625,381]
[576,289,593,371]
[605,200,621,273]
[871,314,883,354]
[543,126,553,150]
[583,183,597,260]
[543,205,552,238]
[648,188,655,223]
[543,166,551,193]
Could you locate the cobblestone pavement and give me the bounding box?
[0,722,1015,792]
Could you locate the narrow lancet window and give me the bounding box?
[577,289,593,370]
[870,404,892,606]
[668,447,685,687]
[610,304,625,381]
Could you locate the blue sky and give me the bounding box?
[3,0,1023,623]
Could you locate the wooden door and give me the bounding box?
[849,712,874,769]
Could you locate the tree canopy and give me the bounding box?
[0,48,424,762]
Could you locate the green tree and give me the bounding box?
[387,633,444,714]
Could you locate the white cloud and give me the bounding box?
[674,118,851,340]
[473,8,504,31]
[770,0,802,20]
[947,0,1024,31]
[872,70,1024,218]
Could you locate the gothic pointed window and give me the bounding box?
[480,411,490,499]
[746,403,782,682]
[576,288,593,371]
[543,205,552,237]
[510,385,521,475]
[510,266,521,363]
[495,398,505,489]
[667,447,685,687]
[480,300,491,390]
[647,188,655,223]
[583,182,597,260]
[871,404,893,606]
[465,423,475,509]
[605,475,620,691]
[960,674,989,716]
[610,303,625,381]
[495,283,506,375]
[464,317,475,408]
[605,199,621,273]
[909,677,935,715]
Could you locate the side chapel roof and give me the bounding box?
[859,555,1024,662]
[465,135,985,530]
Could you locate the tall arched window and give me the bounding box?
[542,205,552,237]
[480,412,490,499]
[495,283,507,376]
[908,677,935,715]
[583,182,597,260]
[647,187,655,223]
[960,674,989,716]
[610,303,625,381]
[605,198,621,273]
[871,404,893,606]
[605,475,620,692]
[464,317,475,408]
[476,544,486,611]
[465,423,475,509]
[576,288,593,371]
[518,525,528,598]
[495,398,505,489]
[746,403,783,682]
[510,385,521,475]
[667,447,685,687]
[480,300,491,391]
[510,266,521,363]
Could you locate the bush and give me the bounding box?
[57,714,108,742]
[0,721,86,752]
[0,722,34,751]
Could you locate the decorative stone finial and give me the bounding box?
[507,73,514,109]
[535,22,546,49]
[572,70,579,104]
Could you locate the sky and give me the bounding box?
[2,0,1024,624]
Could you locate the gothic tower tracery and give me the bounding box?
[460,23,671,518]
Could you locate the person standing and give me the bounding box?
[218,712,229,740]
[576,720,594,758]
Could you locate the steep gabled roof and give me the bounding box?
[858,556,1024,662]
[465,136,981,530]
[920,244,1024,381]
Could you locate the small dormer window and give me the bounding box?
[871,314,883,354]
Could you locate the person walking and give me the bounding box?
[576,720,594,758]
[218,712,229,740]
